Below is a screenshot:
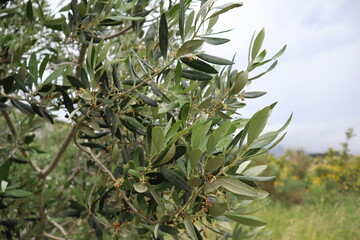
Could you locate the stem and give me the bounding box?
[47,216,68,238]
[103,25,133,40]
[75,44,88,78]
[1,110,41,173]
[74,138,157,224]
[39,118,83,178]
[34,0,46,22]
[42,232,66,240]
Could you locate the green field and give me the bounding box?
[256,194,360,240]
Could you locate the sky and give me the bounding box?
[203,0,360,154]
[47,0,360,154]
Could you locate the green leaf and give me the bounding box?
[208,3,243,19]
[251,28,265,60]
[138,92,158,107]
[66,75,87,89]
[247,106,271,147]
[180,57,218,74]
[195,0,218,25]
[4,189,33,198]
[159,225,180,235]
[207,15,218,33]
[189,149,202,168]
[43,66,66,85]
[158,144,176,165]
[249,60,278,80]
[29,52,38,81]
[146,182,165,210]
[105,106,118,137]
[159,13,168,59]
[197,53,234,65]
[160,168,191,192]
[191,121,212,149]
[10,99,34,114]
[272,44,287,59]
[176,40,204,57]
[39,55,50,79]
[80,68,90,89]
[204,180,222,193]
[185,10,195,38]
[184,215,198,240]
[179,0,185,41]
[26,0,34,22]
[206,134,216,152]
[214,122,232,142]
[175,61,183,86]
[111,144,119,164]
[208,202,227,216]
[243,165,267,176]
[0,161,11,182]
[225,214,267,227]
[236,160,251,174]
[249,113,292,149]
[182,69,213,81]
[204,157,223,172]
[230,71,248,94]
[121,115,144,130]
[133,182,148,193]
[242,91,267,99]
[79,142,107,149]
[97,42,110,65]
[218,177,258,198]
[235,175,275,182]
[201,37,230,45]
[152,127,164,152]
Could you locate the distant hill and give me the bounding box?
[269,145,286,156]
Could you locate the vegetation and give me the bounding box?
[251,130,360,240]
[0,0,289,239]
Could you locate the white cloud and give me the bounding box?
[204,0,360,153]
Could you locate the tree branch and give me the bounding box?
[47,216,68,239]
[1,110,41,173]
[75,44,88,78]
[42,232,66,240]
[38,119,83,179]
[103,25,133,40]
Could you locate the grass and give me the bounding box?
[256,194,360,240]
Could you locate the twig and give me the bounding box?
[47,216,68,238]
[1,110,41,173]
[48,62,77,69]
[75,44,88,78]
[39,118,84,179]
[34,0,46,22]
[103,25,133,40]
[42,232,66,240]
[74,139,157,224]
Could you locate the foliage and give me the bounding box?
[0,0,288,239]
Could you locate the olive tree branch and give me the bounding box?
[74,136,157,224]
[75,44,88,78]
[47,216,68,239]
[1,110,41,173]
[103,25,133,40]
[38,117,85,178]
[42,232,66,240]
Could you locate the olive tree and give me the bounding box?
[0,0,290,239]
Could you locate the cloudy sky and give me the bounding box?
[204,0,360,154]
[48,0,360,154]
